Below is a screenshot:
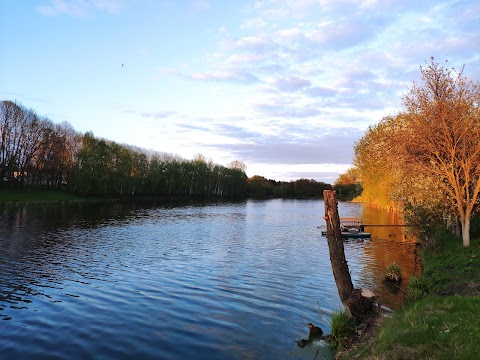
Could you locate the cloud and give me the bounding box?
[273,77,311,92]
[274,170,348,182]
[244,162,352,182]
[29,0,480,183]
[191,118,363,166]
[38,0,124,17]
[38,0,89,17]
[140,111,177,120]
[190,69,260,84]
[305,20,378,50]
[188,0,211,11]
[257,64,285,75]
[304,86,337,98]
[213,124,259,141]
[247,0,351,20]
[335,95,392,111]
[175,123,211,133]
[122,108,177,120]
[241,17,268,30]
[210,134,358,165]
[235,36,276,53]
[344,69,377,82]
[254,103,323,118]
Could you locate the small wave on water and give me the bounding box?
[0,199,416,359]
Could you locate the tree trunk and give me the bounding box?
[461,213,471,248]
[323,190,354,308]
[454,215,461,237]
[323,190,376,319]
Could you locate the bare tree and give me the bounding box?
[228,160,246,172]
[33,120,81,189]
[16,107,45,187]
[0,101,24,185]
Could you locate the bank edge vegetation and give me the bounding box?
[353,58,480,248]
[0,102,336,200]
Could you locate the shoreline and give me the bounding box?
[0,188,345,207]
[336,227,480,359]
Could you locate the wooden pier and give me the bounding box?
[362,224,417,227]
[338,217,417,228]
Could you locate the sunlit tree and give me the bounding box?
[247,175,274,198]
[354,116,403,207]
[335,167,360,186]
[334,167,362,200]
[402,58,480,247]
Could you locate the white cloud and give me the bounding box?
[187,0,211,13]
[23,0,480,182]
[38,0,124,17]
[304,86,337,98]
[273,77,311,92]
[190,70,259,84]
[38,0,89,17]
[140,111,177,120]
[235,36,276,53]
[241,18,268,29]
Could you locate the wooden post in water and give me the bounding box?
[324,190,376,319]
[323,190,354,309]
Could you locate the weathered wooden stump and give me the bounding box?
[323,190,375,320]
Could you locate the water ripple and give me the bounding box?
[0,200,417,359]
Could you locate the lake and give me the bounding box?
[0,199,419,359]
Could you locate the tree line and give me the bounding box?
[247,175,333,198]
[0,100,337,199]
[348,58,480,248]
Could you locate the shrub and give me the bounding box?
[385,263,402,282]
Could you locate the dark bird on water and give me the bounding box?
[297,339,309,348]
[308,322,323,338]
[297,323,324,347]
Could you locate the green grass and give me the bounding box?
[349,296,480,360]
[404,276,429,305]
[421,229,480,296]
[329,310,357,350]
[385,262,402,282]
[343,227,480,359]
[0,189,88,204]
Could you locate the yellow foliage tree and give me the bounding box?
[335,167,360,186]
[401,58,480,248]
[354,116,403,207]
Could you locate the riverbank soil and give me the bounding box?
[338,228,480,359]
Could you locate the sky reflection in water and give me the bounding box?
[0,200,418,359]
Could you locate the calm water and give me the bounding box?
[0,199,419,359]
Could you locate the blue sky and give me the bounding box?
[1,0,479,183]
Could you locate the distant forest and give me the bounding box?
[0,100,355,199]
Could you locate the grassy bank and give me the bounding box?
[0,189,245,205]
[343,228,480,359]
[0,189,93,204]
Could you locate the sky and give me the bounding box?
[1,0,479,183]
